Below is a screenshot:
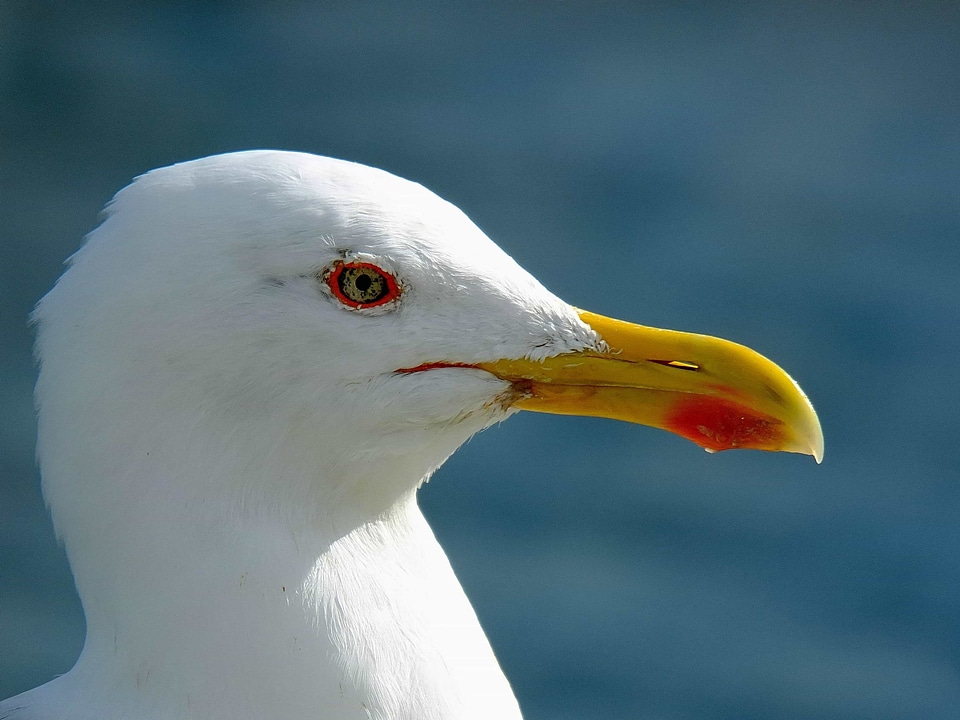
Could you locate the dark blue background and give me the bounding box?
[2,3,958,718]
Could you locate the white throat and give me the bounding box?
[41,470,521,720]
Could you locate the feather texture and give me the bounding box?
[4,152,602,719]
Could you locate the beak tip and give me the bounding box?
[812,435,824,465]
[804,412,825,464]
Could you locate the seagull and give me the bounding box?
[1,151,822,720]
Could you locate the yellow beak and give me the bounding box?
[478,310,823,462]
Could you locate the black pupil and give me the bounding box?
[339,266,389,304]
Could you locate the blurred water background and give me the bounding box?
[2,3,959,718]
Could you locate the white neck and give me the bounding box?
[39,487,520,720]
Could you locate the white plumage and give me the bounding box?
[2,151,820,720]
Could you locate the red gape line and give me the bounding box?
[396,361,479,374]
[326,261,401,309]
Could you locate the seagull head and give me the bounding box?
[35,150,821,532]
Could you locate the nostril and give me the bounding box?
[648,359,700,371]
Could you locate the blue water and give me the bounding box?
[2,4,958,718]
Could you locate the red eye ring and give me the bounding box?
[325,261,401,309]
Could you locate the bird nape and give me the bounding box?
[3,151,822,720]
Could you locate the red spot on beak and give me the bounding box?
[663,395,780,453]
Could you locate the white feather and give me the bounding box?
[3,151,600,719]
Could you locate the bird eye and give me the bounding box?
[324,261,401,309]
